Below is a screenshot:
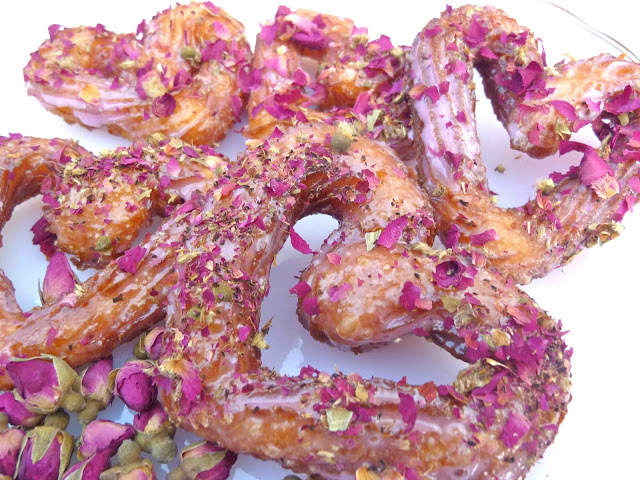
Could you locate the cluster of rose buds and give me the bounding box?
[0,320,237,480]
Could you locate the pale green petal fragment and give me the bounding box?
[326,407,353,432]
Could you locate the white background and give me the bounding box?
[0,1,638,479]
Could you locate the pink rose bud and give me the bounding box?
[114,361,156,413]
[6,355,77,414]
[0,391,43,427]
[79,356,114,409]
[61,450,111,480]
[40,252,77,304]
[171,441,237,480]
[0,428,24,477]
[16,426,73,480]
[99,459,156,480]
[133,402,175,437]
[143,328,165,360]
[78,420,136,458]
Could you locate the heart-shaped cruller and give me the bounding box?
[24,2,252,144]
[410,4,640,284]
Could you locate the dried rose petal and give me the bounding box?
[469,229,497,247]
[16,426,73,480]
[0,391,43,427]
[41,252,76,304]
[377,216,408,249]
[114,361,157,413]
[117,246,147,274]
[398,392,417,432]
[61,451,111,480]
[142,328,165,360]
[7,355,77,414]
[78,420,136,458]
[0,428,24,477]
[433,260,466,289]
[171,441,237,480]
[79,356,114,409]
[133,402,175,437]
[399,281,421,312]
[579,148,614,187]
[31,216,57,258]
[152,93,177,118]
[500,412,531,448]
[550,100,578,121]
[289,226,313,254]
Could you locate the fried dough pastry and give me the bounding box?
[410,5,640,284]
[0,134,225,389]
[246,7,412,159]
[153,124,571,480]
[24,3,251,144]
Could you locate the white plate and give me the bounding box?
[0,1,638,479]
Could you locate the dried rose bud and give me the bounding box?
[40,252,77,304]
[142,328,165,360]
[79,357,114,409]
[7,355,77,414]
[44,411,70,430]
[78,420,136,459]
[133,403,175,438]
[61,451,111,480]
[77,400,101,426]
[98,459,156,480]
[117,440,141,466]
[0,391,43,427]
[61,391,86,413]
[149,436,177,464]
[114,361,156,413]
[168,441,237,480]
[0,428,24,477]
[16,426,73,480]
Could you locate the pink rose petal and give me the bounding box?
[377,216,408,249]
[117,246,147,274]
[42,252,76,304]
[398,392,417,431]
[469,229,497,246]
[78,420,136,457]
[290,226,313,254]
[152,93,177,118]
[500,412,530,448]
[399,281,421,312]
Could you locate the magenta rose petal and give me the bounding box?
[133,402,174,437]
[78,420,136,458]
[151,93,177,118]
[114,361,157,413]
[0,428,24,477]
[0,391,43,427]
[61,450,111,480]
[16,426,73,480]
[41,252,76,304]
